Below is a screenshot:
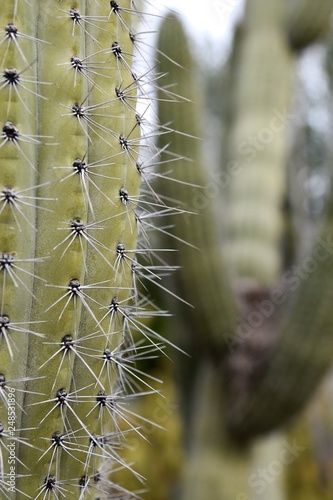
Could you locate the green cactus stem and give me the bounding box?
[286,0,333,50]
[0,1,177,498]
[225,0,333,442]
[223,0,295,285]
[155,13,237,356]
[155,2,333,498]
[154,13,253,500]
[227,190,333,440]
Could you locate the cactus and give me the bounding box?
[155,3,333,499]
[0,1,179,498]
[285,0,333,50]
[154,13,237,357]
[154,14,251,500]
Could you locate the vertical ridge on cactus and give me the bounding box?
[0,1,182,498]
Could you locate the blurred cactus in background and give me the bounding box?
[155,1,333,499]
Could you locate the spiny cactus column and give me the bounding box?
[0,1,167,498]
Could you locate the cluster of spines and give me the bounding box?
[0,1,185,498]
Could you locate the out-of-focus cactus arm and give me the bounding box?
[155,13,237,354]
[227,188,333,440]
[224,0,295,285]
[286,0,333,50]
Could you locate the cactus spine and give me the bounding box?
[0,1,172,498]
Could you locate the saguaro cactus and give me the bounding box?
[156,3,333,499]
[0,1,172,498]
[155,13,236,356]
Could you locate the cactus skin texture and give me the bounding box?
[0,1,170,498]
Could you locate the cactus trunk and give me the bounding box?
[0,1,159,498]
